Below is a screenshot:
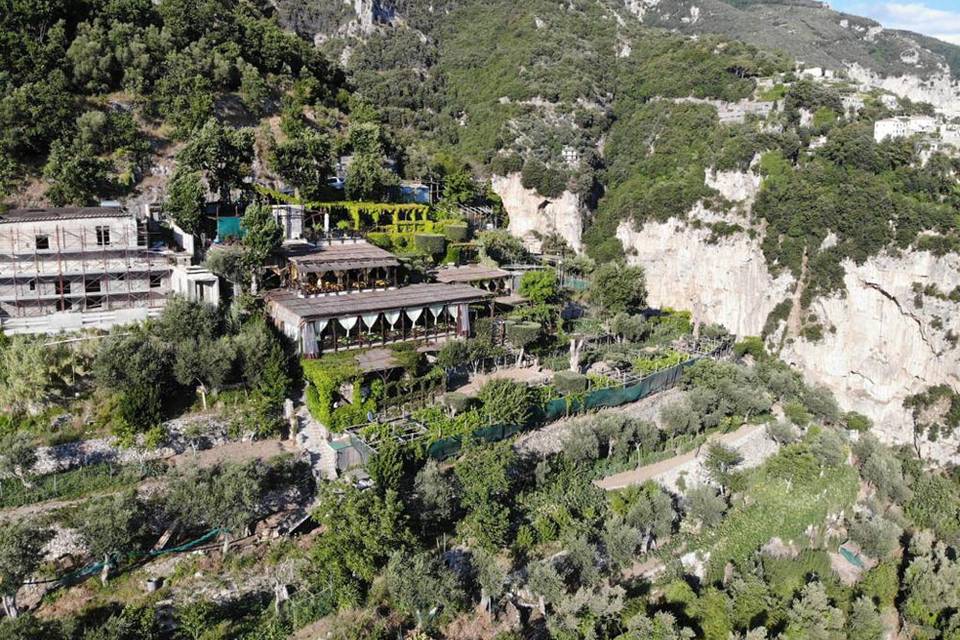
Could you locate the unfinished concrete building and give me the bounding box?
[0,206,217,334]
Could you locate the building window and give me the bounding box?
[85,279,101,293]
[28,279,36,291]
[86,296,102,310]
[95,226,111,246]
[55,281,70,295]
[35,235,49,250]
[149,274,163,289]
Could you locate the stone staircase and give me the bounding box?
[295,405,338,481]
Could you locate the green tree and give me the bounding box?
[684,485,727,528]
[43,138,111,206]
[454,442,515,548]
[0,433,37,488]
[589,262,647,315]
[441,168,479,205]
[177,119,254,204]
[414,459,459,531]
[74,492,145,585]
[505,321,541,365]
[167,462,265,555]
[477,230,529,265]
[240,202,282,291]
[94,330,175,430]
[309,483,413,607]
[205,244,248,287]
[269,130,332,199]
[601,516,643,571]
[239,63,269,117]
[518,269,560,305]
[610,482,676,552]
[0,521,51,618]
[165,168,206,235]
[477,378,534,427]
[173,335,235,410]
[704,443,743,494]
[385,550,465,630]
[344,123,396,201]
[846,596,884,640]
[848,513,902,559]
[471,547,508,613]
[784,582,845,640]
[368,439,406,494]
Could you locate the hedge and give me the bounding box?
[444,223,469,243]
[553,371,588,395]
[414,233,447,256]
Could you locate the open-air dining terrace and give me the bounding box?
[280,240,401,295]
[266,283,495,357]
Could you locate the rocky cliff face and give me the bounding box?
[781,252,960,463]
[616,168,792,337]
[846,64,960,118]
[491,173,585,253]
[612,169,960,461]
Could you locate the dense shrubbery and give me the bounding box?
[0,0,341,203]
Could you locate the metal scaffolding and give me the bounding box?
[0,219,171,322]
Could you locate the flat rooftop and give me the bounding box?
[285,240,399,273]
[0,207,132,224]
[266,283,493,321]
[435,264,510,284]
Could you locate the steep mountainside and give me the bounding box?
[636,0,960,79]
[289,0,960,454]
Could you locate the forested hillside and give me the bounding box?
[2,2,960,640]
[0,0,345,207]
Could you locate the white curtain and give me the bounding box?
[301,322,316,356]
[338,316,358,332]
[458,303,470,335]
[361,313,380,332]
[384,311,401,328]
[314,319,329,336]
[405,308,423,324]
[428,304,444,319]
[448,304,460,320]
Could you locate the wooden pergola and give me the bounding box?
[266,283,495,357]
[281,241,400,295]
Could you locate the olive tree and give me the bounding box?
[167,462,266,555]
[0,521,51,618]
[74,492,146,585]
[0,432,37,488]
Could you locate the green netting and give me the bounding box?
[427,358,700,460]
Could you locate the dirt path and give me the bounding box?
[595,423,766,491]
[0,439,298,522]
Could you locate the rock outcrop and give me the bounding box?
[616,167,789,337]
[781,252,960,462]
[491,172,585,254]
[846,64,960,118]
[618,208,960,459]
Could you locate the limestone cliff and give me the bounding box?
[847,64,960,118]
[491,173,585,254]
[616,168,791,337]
[611,169,960,461]
[781,252,960,463]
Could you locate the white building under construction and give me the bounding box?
[0,206,219,335]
